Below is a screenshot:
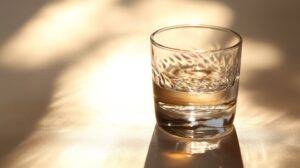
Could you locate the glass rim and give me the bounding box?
[150,24,243,53]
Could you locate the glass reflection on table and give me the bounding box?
[145,125,243,168]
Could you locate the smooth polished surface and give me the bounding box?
[0,0,299,168]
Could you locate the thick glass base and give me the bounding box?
[157,123,234,139]
[155,101,236,139]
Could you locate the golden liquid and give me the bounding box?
[153,82,238,138]
[153,82,237,106]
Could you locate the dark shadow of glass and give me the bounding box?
[145,125,243,168]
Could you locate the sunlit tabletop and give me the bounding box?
[0,0,299,167]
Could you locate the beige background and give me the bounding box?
[0,0,299,167]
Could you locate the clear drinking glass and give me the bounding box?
[150,25,242,138]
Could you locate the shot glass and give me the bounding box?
[150,25,242,138]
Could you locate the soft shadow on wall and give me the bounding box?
[0,0,52,160]
[227,0,300,118]
[0,0,109,162]
[0,0,50,45]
